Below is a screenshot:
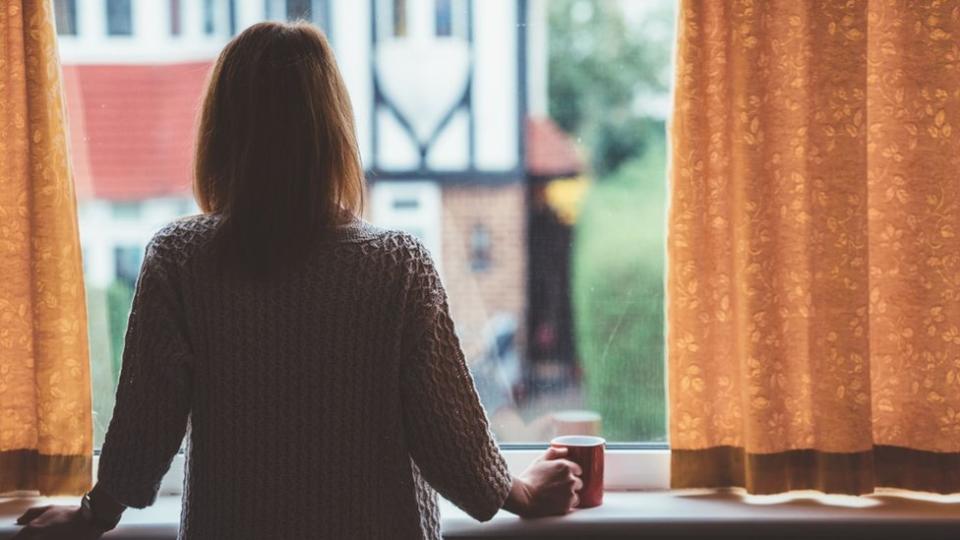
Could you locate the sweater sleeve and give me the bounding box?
[96,235,193,508]
[398,239,512,522]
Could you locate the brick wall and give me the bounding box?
[439,181,527,366]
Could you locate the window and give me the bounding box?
[111,201,142,220]
[170,0,182,36]
[106,0,133,36]
[53,0,78,36]
[265,0,327,28]
[58,0,677,458]
[286,0,311,20]
[203,0,216,35]
[434,0,467,39]
[114,245,143,287]
[469,223,491,272]
[392,0,407,37]
[435,0,452,37]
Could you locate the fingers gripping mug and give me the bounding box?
[549,435,605,508]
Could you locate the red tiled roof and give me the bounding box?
[63,62,212,201]
[61,63,579,199]
[525,116,584,178]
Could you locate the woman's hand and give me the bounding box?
[504,446,583,517]
[13,505,105,540]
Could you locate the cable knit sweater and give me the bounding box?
[96,214,513,540]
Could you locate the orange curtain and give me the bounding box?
[669,0,960,494]
[0,1,92,494]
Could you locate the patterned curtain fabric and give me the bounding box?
[0,1,92,494]
[669,0,960,494]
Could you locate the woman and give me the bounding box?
[15,21,582,540]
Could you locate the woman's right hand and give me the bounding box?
[504,447,583,517]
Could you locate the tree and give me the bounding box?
[550,0,676,440]
[548,0,674,175]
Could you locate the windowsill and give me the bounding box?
[3,490,960,539]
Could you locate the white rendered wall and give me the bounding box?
[472,0,519,171]
[79,198,197,288]
[527,0,548,118]
[59,0,236,64]
[331,0,373,165]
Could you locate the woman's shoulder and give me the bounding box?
[344,221,436,268]
[145,214,220,265]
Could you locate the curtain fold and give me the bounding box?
[669,0,960,494]
[0,0,92,494]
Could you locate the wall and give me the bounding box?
[439,181,527,364]
[79,197,196,287]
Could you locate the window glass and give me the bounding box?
[53,0,78,36]
[171,0,182,36]
[435,0,452,37]
[203,0,216,35]
[59,0,676,447]
[286,0,312,20]
[469,224,491,272]
[106,0,133,36]
[111,201,142,220]
[114,245,143,287]
[393,0,407,37]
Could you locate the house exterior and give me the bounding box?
[57,0,582,407]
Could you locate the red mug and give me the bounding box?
[550,435,605,508]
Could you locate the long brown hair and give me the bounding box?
[194,21,364,277]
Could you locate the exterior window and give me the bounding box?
[393,0,407,37]
[56,0,677,460]
[435,0,452,37]
[106,0,133,36]
[111,201,142,220]
[203,0,216,35]
[114,246,143,287]
[53,0,78,36]
[170,0,182,36]
[287,0,311,20]
[470,223,491,271]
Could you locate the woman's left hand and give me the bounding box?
[13,505,105,540]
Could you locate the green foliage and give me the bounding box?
[548,0,675,175]
[106,280,135,385]
[551,1,674,441]
[572,132,668,442]
[85,285,115,447]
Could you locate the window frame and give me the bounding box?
[73,0,673,498]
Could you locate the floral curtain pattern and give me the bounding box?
[0,0,92,494]
[669,0,960,494]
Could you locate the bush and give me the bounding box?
[106,280,135,384]
[572,133,667,441]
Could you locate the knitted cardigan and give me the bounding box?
[97,214,512,539]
